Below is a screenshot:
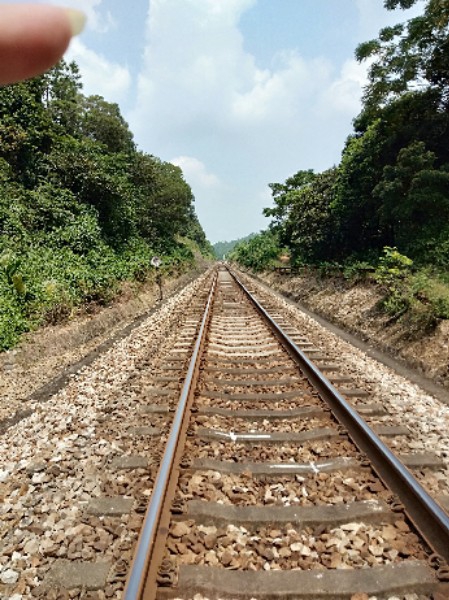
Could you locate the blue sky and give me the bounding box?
[9,0,425,242]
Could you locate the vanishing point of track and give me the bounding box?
[123,266,449,600]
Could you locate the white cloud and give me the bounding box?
[130,1,346,146]
[171,156,221,189]
[128,0,376,241]
[232,52,331,123]
[317,58,370,117]
[66,39,131,104]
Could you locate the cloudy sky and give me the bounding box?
[12,0,424,242]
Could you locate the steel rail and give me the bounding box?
[230,268,449,566]
[123,272,218,600]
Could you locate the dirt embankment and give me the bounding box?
[257,270,449,391]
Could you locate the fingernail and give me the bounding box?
[64,8,87,37]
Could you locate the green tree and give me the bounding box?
[0,77,52,185]
[45,137,136,243]
[42,60,82,136]
[264,169,316,233]
[142,160,195,250]
[286,168,338,262]
[230,230,281,272]
[356,0,449,110]
[374,141,449,263]
[80,95,135,154]
[332,120,389,255]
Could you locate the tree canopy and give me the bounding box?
[258,0,449,270]
[356,0,449,111]
[0,60,211,350]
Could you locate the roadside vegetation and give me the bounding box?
[231,0,449,335]
[0,61,212,350]
[229,230,285,272]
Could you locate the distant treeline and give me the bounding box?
[0,60,212,350]
[213,234,256,259]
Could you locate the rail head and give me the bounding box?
[229,267,449,568]
[123,272,218,600]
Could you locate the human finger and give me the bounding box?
[0,4,86,85]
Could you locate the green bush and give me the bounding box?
[0,271,29,350]
[341,260,375,282]
[0,231,203,350]
[371,248,449,333]
[410,272,449,319]
[374,247,413,285]
[373,247,413,318]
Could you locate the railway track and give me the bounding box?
[1,265,449,599]
[122,266,449,600]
